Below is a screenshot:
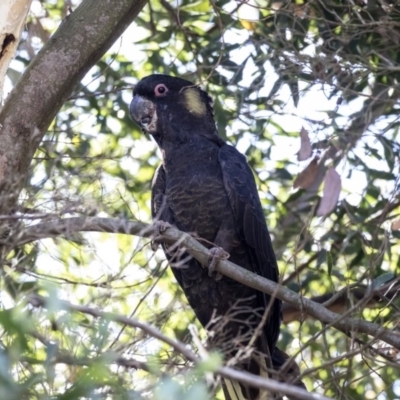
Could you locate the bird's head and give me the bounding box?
[130,74,221,145]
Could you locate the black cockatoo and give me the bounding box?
[130,74,303,399]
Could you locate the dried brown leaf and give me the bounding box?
[297,127,312,161]
[392,219,400,231]
[293,4,309,18]
[293,157,319,189]
[317,168,342,217]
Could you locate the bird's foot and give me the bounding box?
[151,220,172,251]
[208,247,229,280]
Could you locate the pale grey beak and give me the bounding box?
[130,95,156,131]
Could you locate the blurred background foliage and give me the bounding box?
[2,0,400,398]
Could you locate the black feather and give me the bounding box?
[131,74,305,399]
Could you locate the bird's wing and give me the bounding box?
[151,164,184,288]
[151,164,167,220]
[218,144,281,349]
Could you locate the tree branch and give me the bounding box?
[28,294,329,400]
[11,216,400,350]
[282,281,400,323]
[0,0,147,215]
[22,353,152,373]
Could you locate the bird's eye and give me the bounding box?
[154,84,168,97]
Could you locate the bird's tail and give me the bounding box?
[223,378,251,400]
[271,347,305,390]
[222,347,305,400]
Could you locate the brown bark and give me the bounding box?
[282,283,400,323]
[0,0,148,216]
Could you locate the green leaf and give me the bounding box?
[372,272,395,289]
[326,251,333,277]
[196,351,223,373]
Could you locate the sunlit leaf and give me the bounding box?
[297,126,312,161]
[317,168,342,217]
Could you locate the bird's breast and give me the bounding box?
[164,161,231,242]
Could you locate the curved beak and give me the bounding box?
[130,95,157,133]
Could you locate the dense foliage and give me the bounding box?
[1,0,400,398]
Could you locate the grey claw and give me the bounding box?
[208,247,229,280]
[151,221,172,251]
[153,220,172,235]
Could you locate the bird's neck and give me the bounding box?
[160,136,221,172]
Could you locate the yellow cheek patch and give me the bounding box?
[182,88,206,117]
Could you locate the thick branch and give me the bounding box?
[0,0,147,214]
[282,283,400,324]
[11,216,400,350]
[28,294,328,400]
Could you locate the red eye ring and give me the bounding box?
[154,84,168,97]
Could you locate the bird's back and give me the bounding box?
[160,139,277,355]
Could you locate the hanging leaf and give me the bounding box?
[317,168,342,217]
[326,251,333,276]
[293,156,319,189]
[297,127,312,161]
[372,272,395,289]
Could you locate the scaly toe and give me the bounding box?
[208,247,229,279]
[153,220,172,235]
[151,221,172,251]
